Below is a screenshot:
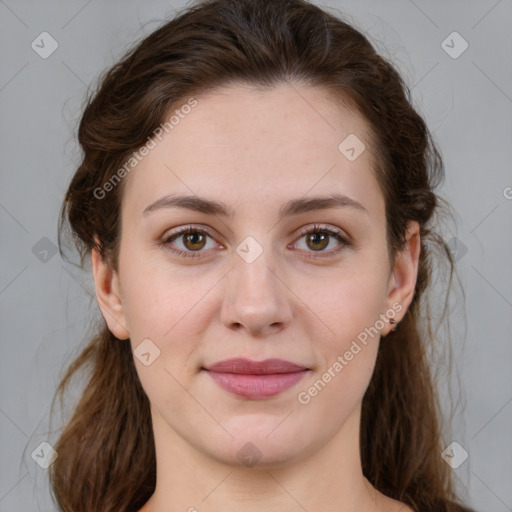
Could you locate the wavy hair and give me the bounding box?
[49,1,473,511]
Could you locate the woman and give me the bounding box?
[50,0,475,511]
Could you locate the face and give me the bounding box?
[93,81,419,468]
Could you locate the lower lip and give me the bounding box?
[205,370,308,399]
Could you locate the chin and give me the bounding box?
[201,418,317,469]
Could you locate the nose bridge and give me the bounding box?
[233,234,281,306]
[221,233,292,334]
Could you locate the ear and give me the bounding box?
[383,220,421,335]
[91,241,130,340]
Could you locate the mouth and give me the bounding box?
[202,358,309,399]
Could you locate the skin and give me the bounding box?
[92,82,419,512]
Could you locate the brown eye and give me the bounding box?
[181,231,207,251]
[162,227,218,259]
[305,232,329,251]
[293,224,351,259]
[161,224,349,260]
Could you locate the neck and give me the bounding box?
[141,402,386,512]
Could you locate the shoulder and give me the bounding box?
[429,503,477,512]
[408,502,477,512]
[448,503,477,512]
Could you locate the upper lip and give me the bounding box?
[203,358,308,375]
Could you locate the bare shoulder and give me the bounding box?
[398,505,415,512]
[379,494,415,512]
[386,498,475,512]
[394,503,415,512]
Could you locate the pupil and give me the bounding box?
[186,232,205,250]
[309,233,328,251]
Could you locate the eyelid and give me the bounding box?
[290,223,351,258]
[160,223,351,259]
[294,223,349,241]
[160,224,223,259]
[162,224,220,243]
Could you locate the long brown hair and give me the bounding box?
[49,1,473,510]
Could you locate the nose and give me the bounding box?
[220,245,293,337]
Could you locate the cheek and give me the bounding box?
[296,274,385,420]
[296,346,378,444]
[309,266,389,337]
[119,247,212,337]
[117,252,208,398]
[301,264,388,398]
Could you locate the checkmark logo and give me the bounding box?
[441,31,468,59]
[134,338,161,366]
[338,134,366,162]
[236,236,263,263]
[237,442,263,468]
[441,441,468,469]
[32,236,58,263]
[31,441,58,469]
[31,31,58,59]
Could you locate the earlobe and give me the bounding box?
[91,244,130,340]
[384,221,421,335]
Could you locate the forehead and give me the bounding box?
[121,81,383,221]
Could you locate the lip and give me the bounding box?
[204,358,308,374]
[203,358,309,399]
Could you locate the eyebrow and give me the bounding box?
[142,193,368,219]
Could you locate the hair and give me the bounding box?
[49,0,473,511]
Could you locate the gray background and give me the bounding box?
[1,0,511,510]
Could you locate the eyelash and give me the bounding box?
[160,223,351,260]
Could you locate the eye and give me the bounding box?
[160,223,351,260]
[161,226,219,259]
[291,224,350,258]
